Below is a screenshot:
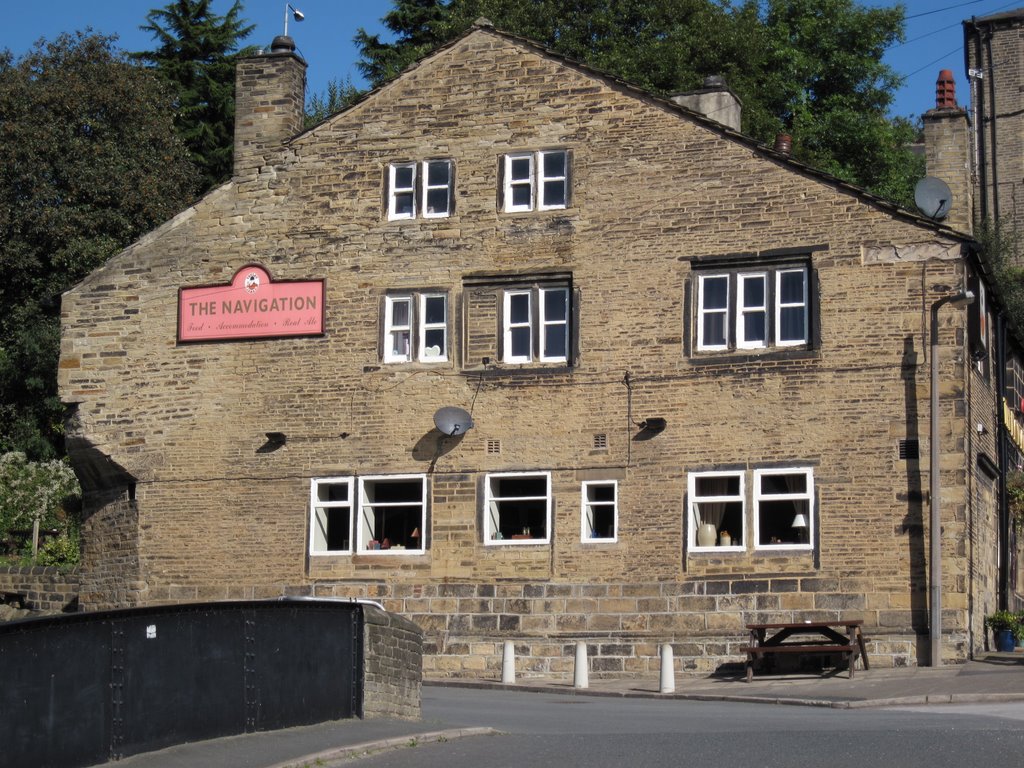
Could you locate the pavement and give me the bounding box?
[104,652,1024,768]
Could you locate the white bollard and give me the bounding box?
[659,643,675,693]
[574,640,589,689]
[502,640,516,684]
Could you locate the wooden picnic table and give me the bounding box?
[742,619,869,682]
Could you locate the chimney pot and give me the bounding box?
[270,35,296,54]
[936,69,957,109]
[773,133,792,156]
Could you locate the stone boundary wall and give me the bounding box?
[362,605,423,719]
[0,566,80,613]
[184,577,943,679]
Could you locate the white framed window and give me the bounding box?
[504,290,532,363]
[775,268,808,346]
[502,286,570,364]
[737,272,767,349]
[753,467,813,550]
[419,293,448,361]
[538,150,568,210]
[423,160,452,218]
[687,471,744,551]
[383,292,448,363]
[388,162,416,220]
[696,274,729,351]
[384,296,413,363]
[484,471,551,545]
[503,150,568,212]
[310,477,354,555]
[388,159,453,220]
[695,264,810,352]
[357,474,427,554]
[581,480,617,542]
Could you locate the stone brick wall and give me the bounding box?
[0,566,79,613]
[362,605,423,718]
[922,106,972,234]
[966,13,1024,232]
[58,26,994,675]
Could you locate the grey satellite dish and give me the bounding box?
[433,406,474,436]
[914,176,952,220]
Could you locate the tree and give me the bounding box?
[355,0,923,206]
[305,77,363,129]
[0,33,199,460]
[136,0,255,189]
[0,452,81,565]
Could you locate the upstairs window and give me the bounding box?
[503,150,568,212]
[502,286,570,364]
[383,293,448,363]
[695,264,810,353]
[387,160,453,220]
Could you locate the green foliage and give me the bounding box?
[136,0,255,189]
[305,77,364,129]
[0,452,81,565]
[0,32,200,460]
[355,0,923,206]
[976,220,1024,333]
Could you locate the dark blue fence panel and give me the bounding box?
[0,599,363,768]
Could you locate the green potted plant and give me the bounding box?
[985,610,1019,652]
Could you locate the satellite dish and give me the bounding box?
[914,176,953,220]
[433,406,474,436]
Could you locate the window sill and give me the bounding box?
[688,347,819,367]
[485,538,550,546]
[690,546,745,554]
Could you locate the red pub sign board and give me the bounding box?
[178,265,325,342]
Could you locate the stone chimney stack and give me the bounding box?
[922,69,973,233]
[233,36,307,178]
[670,75,742,133]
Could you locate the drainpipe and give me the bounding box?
[996,311,1009,610]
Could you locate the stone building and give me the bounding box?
[965,8,1024,234]
[59,22,1020,677]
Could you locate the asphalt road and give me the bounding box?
[351,687,1024,768]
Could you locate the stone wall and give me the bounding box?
[362,605,423,718]
[0,566,79,613]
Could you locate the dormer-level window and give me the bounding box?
[387,160,453,220]
[503,150,568,212]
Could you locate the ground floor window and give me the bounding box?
[581,480,617,542]
[484,472,551,544]
[310,474,426,555]
[688,466,813,552]
[754,468,813,549]
[688,471,745,551]
[310,477,354,554]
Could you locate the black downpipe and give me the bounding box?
[967,20,989,221]
[986,26,1000,224]
[996,312,1009,610]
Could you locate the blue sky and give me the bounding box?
[2,1,1021,121]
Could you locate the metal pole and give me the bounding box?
[929,301,942,667]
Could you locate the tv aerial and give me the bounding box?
[914,176,952,221]
[433,407,474,436]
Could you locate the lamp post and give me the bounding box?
[929,289,974,667]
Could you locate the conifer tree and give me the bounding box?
[136,0,255,189]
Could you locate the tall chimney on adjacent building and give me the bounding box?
[922,69,973,233]
[233,35,307,178]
